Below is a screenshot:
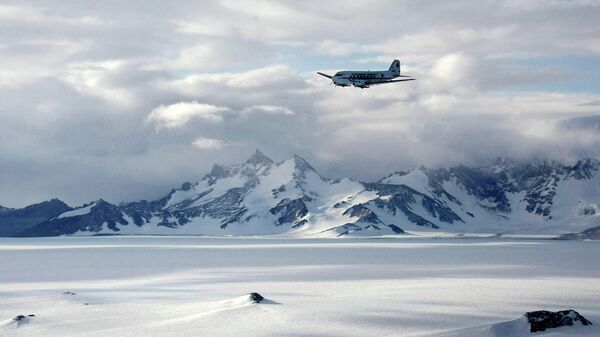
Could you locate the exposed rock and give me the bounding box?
[17,200,128,236]
[387,224,405,234]
[323,223,363,237]
[292,219,308,228]
[12,314,34,325]
[248,292,264,303]
[179,182,193,191]
[429,165,513,213]
[14,315,26,322]
[270,198,309,226]
[525,309,592,332]
[343,204,382,224]
[0,199,71,236]
[363,183,463,228]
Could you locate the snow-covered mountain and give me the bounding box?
[9,151,600,237]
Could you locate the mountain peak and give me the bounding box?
[48,198,69,206]
[209,164,231,179]
[569,157,600,179]
[483,157,517,173]
[292,154,317,173]
[246,149,274,165]
[94,199,109,206]
[574,157,599,166]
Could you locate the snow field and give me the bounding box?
[1,236,599,337]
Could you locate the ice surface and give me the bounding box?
[0,236,599,337]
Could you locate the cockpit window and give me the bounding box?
[335,72,343,76]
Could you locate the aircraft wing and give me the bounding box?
[317,72,332,79]
[370,78,416,85]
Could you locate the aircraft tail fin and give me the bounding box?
[389,59,400,75]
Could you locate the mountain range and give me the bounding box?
[2,150,599,237]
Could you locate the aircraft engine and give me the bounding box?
[353,79,368,88]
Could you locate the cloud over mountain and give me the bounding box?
[0,1,599,207]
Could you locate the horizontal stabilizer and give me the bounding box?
[317,72,332,79]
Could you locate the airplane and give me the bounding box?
[317,59,414,88]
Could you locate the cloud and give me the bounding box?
[0,4,103,26]
[169,39,276,71]
[1,0,600,207]
[578,100,600,106]
[240,105,295,117]
[225,65,297,88]
[315,40,363,56]
[192,137,230,150]
[147,101,229,129]
[62,60,138,107]
[162,64,301,95]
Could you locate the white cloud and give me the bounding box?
[227,65,296,88]
[147,101,229,129]
[0,4,103,25]
[315,40,363,56]
[431,53,475,82]
[192,137,229,150]
[62,60,137,107]
[163,39,276,71]
[240,105,295,117]
[161,64,302,97]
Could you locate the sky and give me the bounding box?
[1,0,600,207]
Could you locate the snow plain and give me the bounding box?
[1,236,599,337]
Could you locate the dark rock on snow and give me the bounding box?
[13,314,34,324]
[13,315,26,322]
[248,292,264,303]
[525,309,591,332]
